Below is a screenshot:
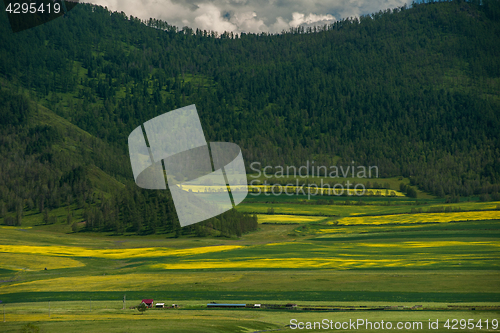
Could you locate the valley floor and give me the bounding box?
[1,197,499,332]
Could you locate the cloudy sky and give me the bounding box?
[87,0,412,34]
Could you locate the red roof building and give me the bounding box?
[142,299,154,308]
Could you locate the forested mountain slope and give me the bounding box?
[0,82,257,235]
[0,0,499,227]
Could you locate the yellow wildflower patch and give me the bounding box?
[248,185,404,197]
[333,210,500,225]
[0,253,84,271]
[150,253,496,270]
[257,214,325,224]
[0,245,243,259]
[0,273,242,293]
[176,184,232,193]
[318,224,435,234]
[357,241,500,248]
[404,241,500,248]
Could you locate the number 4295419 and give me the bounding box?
[5,2,61,14]
[444,319,499,330]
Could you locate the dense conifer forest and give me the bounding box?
[0,0,499,234]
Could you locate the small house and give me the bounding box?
[142,299,154,308]
[155,303,164,308]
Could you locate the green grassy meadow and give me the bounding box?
[1,193,499,332]
[1,304,500,333]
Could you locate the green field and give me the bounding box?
[1,195,499,332]
[238,196,500,218]
[2,302,499,333]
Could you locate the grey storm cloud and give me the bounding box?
[87,0,411,34]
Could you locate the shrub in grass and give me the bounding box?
[137,302,148,314]
[19,323,42,333]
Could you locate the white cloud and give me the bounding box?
[269,16,289,33]
[85,0,412,34]
[289,12,336,27]
[231,11,266,33]
[194,3,237,32]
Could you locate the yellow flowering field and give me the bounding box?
[355,240,500,248]
[257,214,325,224]
[0,273,243,293]
[248,185,404,197]
[0,253,84,271]
[403,240,500,248]
[176,184,231,192]
[316,225,425,234]
[333,210,500,225]
[0,244,242,259]
[150,252,498,270]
